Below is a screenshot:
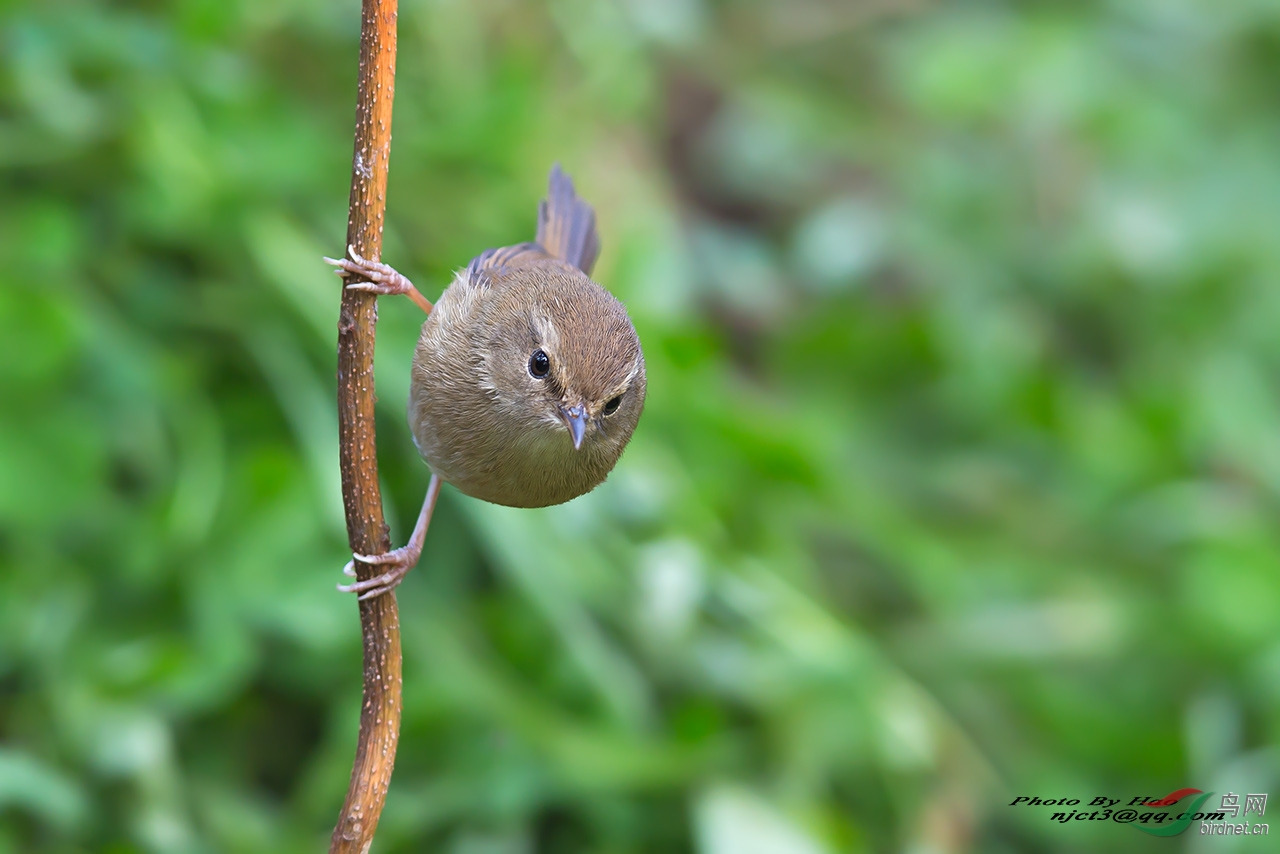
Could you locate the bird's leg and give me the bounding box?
[324,244,433,314]
[339,474,442,600]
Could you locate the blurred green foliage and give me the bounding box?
[3,0,1280,851]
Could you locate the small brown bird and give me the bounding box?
[325,165,645,597]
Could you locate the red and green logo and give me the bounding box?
[1131,788,1215,836]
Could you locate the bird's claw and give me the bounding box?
[323,244,414,296]
[337,544,422,601]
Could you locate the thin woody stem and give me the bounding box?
[330,0,401,852]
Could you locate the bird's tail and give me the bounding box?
[536,164,601,276]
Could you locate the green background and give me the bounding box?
[2,0,1279,851]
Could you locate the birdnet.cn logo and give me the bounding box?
[1009,788,1269,837]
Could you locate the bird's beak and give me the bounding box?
[558,404,588,450]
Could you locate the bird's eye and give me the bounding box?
[603,395,622,416]
[528,349,551,378]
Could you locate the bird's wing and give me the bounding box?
[461,164,600,289]
[462,241,553,289]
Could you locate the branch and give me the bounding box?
[331,1,400,852]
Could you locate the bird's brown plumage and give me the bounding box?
[407,167,645,508]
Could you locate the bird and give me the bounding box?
[325,165,645,598]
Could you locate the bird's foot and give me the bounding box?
[337,475,441,601]
[339,542,423,601]
[324,245,432,312]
